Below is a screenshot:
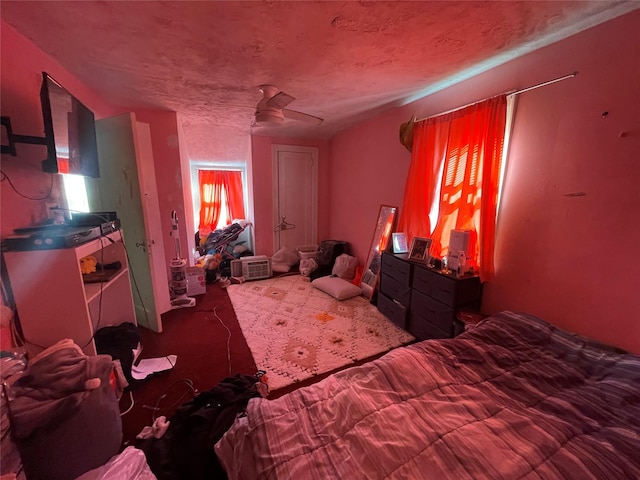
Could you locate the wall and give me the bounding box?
[329,111,413,262]
[0,21,121,236]
[483,11,640,353]
[0,23,196,310]
[176,118,197,263]
[3,11,638,352]
[250,135,331,256]
[328,10,640,353]
[135,110,191,268]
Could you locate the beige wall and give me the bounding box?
[0,21,122,237]
[2,11,639,352]
[327,10,640,352]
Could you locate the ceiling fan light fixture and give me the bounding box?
[255,110,285,125]
[253,84,323,127]
[266,92,295,110]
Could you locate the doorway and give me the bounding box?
[272,145,318,251]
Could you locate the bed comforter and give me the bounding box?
[215,311,640,479]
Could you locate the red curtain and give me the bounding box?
[397,95,507,280]
[397,120,450,240]
[198,170,245,232]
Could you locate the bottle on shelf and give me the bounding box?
[457,251,466,278]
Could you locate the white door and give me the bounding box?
[135,122,172,317]
[272,145,318,251]
[92,113,170,332]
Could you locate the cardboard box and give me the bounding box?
[186,267,206,296]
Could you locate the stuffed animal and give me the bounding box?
[79,255,97,275]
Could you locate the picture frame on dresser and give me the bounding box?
[392,233,408,254]
[408,237,431,263]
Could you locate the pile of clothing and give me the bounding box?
[197,222,254,282]
[136,373,269,480]
[271,240,361,283]
[7,339,125,480]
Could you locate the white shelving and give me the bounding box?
[3,230,136,356]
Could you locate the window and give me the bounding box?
[62,174,89,213]
[397,95,511,280]
[196,168,246,234]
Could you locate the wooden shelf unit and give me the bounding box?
[3,230,136,356]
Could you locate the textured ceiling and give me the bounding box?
[2,1,638,155]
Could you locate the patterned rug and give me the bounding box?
[226,274,415,390]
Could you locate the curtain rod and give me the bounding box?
[511,71,579,96]
[416,71,579,122]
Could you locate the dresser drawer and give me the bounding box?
[381,253,411,285]
[379,274,411,306]
[412,267,457,306]
[377,292,407,330]
[410,290,455,334]
[408,313,452,341]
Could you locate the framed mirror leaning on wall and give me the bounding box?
[361,205,398,300]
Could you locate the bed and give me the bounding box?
[215,311,640,479]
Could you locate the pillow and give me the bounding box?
[311,275,362,300]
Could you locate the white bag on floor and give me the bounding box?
[300,258,318,276]
[332,253,359,280]
[74,447,157,480]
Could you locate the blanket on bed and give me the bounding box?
[215,311,640,479]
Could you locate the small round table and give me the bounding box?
[454,310,487,335]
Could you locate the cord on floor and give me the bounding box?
[212,304,232,376]
[144,379,198,422]
[120,390,135,416]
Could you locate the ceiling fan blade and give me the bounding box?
[283,108,324,125]
[267,91,295,109]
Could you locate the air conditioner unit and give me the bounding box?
[237,255,272,281]
[230,259,243,277]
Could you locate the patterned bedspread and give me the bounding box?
[215,311,640,479]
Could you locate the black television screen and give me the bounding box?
[40,72,100,177]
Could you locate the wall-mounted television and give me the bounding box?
[40,72,100,177]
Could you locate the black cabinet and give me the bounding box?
[376,253,412,330]
[377,252,482,340]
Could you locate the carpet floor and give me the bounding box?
[120,281,257,446]
[120,279,412,447]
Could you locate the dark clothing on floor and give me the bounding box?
[137,373,266,480]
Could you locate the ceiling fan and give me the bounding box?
[253,85,324,126]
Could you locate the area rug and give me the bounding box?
[226,274,415,390]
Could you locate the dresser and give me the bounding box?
[377,252,482,340]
